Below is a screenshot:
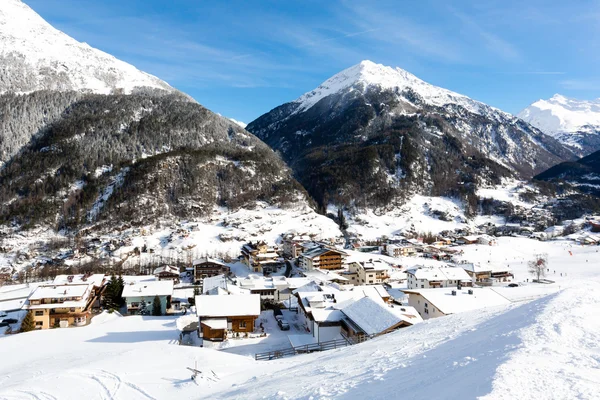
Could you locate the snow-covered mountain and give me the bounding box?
[0,0,175,94]
[518,94,600,156]
[247,60,574,211]
[0,0,316,234]
[294,60,488,116]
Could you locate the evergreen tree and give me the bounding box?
[152,295,162,316]
[20,311,36,332]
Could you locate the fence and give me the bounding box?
[255,337,351,361]
[255,332,378,361]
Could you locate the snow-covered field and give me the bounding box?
[0,237,599,399]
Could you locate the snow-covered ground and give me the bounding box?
[0,237,598,399]
[0,202,343,275]
[339,195,468,240]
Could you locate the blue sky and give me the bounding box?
[26,0,600,123]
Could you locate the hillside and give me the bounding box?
[519,94,600,156]
[247,61,574,212]
[0,0,188,166]
[0,94,311,231]
[535,149,600,196]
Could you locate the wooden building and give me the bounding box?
[192,258,230,281]
[299,246,346,270]
[195,294,261,342]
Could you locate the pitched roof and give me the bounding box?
[195,294,260,317]
[340,297,421,335]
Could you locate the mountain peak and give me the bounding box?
[0,0,176,94]
[292,61,486,116]
[519,95,600,136]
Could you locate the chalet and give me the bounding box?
[241,241,283,274]
[122,280,173,315]
[386,244,417,258]
[342,261,390,285]
[456,236,479,245]
[195,294,261,341]
[478,235,497,246]
[460,263,492,283]
[403,287,511,320]
[28,284,96,329]
[192,258,230,281]
[406,266,472,289]
[298,246,346,270]
[339,297,422,342]
[26,274,106,329]
[153,266,180,283]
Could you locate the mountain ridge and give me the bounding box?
[0,0,176,95]
[247,60,575,212]
[519,94,600,156]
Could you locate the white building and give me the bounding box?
[406,266,472,289]
[403,287,511,320]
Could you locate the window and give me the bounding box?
[239,321,247,328]
[421,285,424,288]
[424,303,428,308]
[70,308,76,312]
[35,311,44,316]
[35,321,43,326]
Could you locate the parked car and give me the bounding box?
[277,318,290,331]
[1,318,17,325]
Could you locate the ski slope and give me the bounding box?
[0,238,599,399]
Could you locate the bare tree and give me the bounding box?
[528,254,548,282]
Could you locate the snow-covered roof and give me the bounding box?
[459,235,479,242]
[122,280,173,298]
[311,309,344,323]
[29,284,89,300]
[203,275,228,293]
[301,246,346,259]
[195,294,260,317]
[302,269,349,282]
[153,266,179,276]
[121,275,157,284]
[405,288,511,315]
[202,318,228,330]
[406,266,471,282]
[347,285,390,300]
[340,297,422,335]
[192,257,228,267]
[53,274,105,287]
